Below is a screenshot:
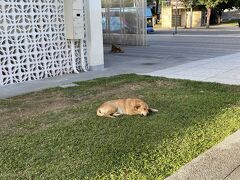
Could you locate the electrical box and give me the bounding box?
[64,0,84,40]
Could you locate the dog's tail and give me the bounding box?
[149,108,158,112]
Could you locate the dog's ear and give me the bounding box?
[134,104,141,110]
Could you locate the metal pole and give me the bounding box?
[190,3,193,29]
[174,0,178,34]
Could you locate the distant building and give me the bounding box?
[160,0,205,28]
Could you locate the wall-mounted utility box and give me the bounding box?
[64,0,84,39]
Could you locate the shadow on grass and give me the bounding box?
[0,74,240,179]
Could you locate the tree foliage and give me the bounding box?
[198,0,227,8]
[235,0,240,8]
[179,0,199,8]
[222,0,240,9]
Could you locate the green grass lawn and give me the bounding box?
[0,74,240,179]
[220,20,239,27]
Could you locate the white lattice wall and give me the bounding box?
[0,0,88,85]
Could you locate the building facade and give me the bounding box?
[160,0,205,28]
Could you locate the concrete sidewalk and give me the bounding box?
[1,52,240,99]
[166,130,240,180]
[144,52,240,85]
[0,68,128,99]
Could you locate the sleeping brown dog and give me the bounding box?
[97,98,158,118]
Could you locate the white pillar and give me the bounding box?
[86,0,104,71]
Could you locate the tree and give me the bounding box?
[212,0,240,24]
[179,0,192,28]
[147,0,152,5]
[155,0,159,16]
[198,0,227,28]
[235,0,240,8]
[215,0,235,24]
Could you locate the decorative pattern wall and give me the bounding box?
[0,0,88,85]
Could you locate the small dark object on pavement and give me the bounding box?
[111,44,124,53]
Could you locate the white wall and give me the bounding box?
[186,11,202,28]
[86,0,104,70]
[161,6,172,28]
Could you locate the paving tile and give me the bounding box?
[205,77,240,85]
[145,67,186,75]
[146,53,240,85]
[198,62,240,70]
[214,71,240,80]
[162,68,226,79]
[225,165,240,180]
